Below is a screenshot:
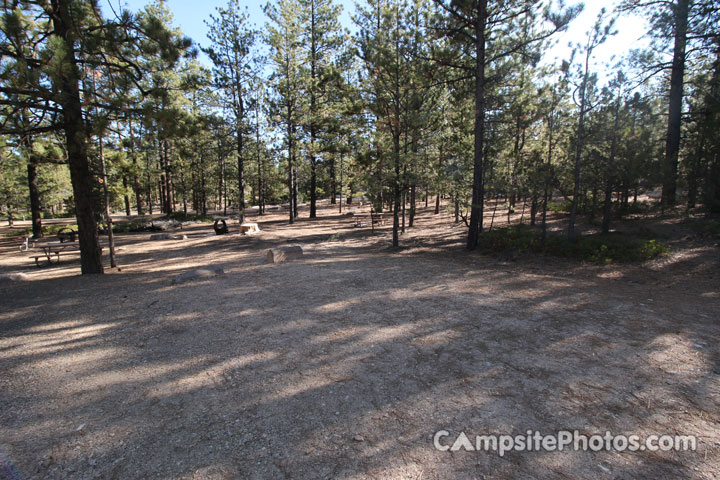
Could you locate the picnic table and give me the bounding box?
[353,212,386,227]
[29,241,80,267]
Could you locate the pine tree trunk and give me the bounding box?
[310,151,317,218]
[701,40,720,212]
[293,165,298,219]
[569,43,592,242]
[530,192,538,226]
[330,154,337,205]
[51,0,103,274]
[232,82,245,214]
[308,1,318,219]
[162,140,173,214]
[686,147,700,209]
[392,130,401,247]
[541,107,556,244]
[602,95,621,234]
[662,0,689,207]
[128,116,144,215]
[159,174,166,214]
[26,144,43,239]
[467,0,488,250]
[218,154,224,215]
[409,184,416,227]
[257,132,263,215]
[99,134,116,268]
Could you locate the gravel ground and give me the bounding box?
[1,202,719,479]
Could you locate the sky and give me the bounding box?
[99,0,649,82]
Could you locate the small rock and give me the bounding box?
[353,435,365,442]
[76,424,86,431]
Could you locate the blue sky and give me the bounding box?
[100,0,356,62]
[99,0,648,79]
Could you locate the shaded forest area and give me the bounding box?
[1,0,719,274]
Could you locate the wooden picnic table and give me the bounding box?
[29,241,80,267]
[353,212,386,227]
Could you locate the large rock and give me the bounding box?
[266,246,303,264]
[0,273,29,283]
[172,265,225,285]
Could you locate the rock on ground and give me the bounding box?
[266,246,303,264]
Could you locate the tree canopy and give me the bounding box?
[2,0,719,273]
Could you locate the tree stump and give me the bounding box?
[266,246,303,264]
[241,223,260,234]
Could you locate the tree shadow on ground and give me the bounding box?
[2,233,719,479]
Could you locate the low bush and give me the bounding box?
[4,223,79,238]
[617,200,653,217]
[164,212,214,223]
[688,218,720,238]
[547,200,573,213]
[110,219,163,233]
[479,225,668,264]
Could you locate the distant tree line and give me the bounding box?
[1,0,718,273]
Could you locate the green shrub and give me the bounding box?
[482,225,536,252]
[4,223,79,238]
[618,201,652,215]
[110,219,163,233]
[4,228,32,237]
[640,239,669,259]
[689,219,720,237]
[164,212,213,223]
[547,200,573,213]
[479,226,669,264]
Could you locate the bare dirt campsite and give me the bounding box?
[3,0,720,476]
[1,203,719,479]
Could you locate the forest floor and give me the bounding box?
[1,200,719,479]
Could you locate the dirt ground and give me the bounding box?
[1,201,719,479]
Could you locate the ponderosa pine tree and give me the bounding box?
[431,0,580,249]
[600,70,628,234]
[205,0,256,216]
[298,0,343,218]
[619,0,715,207]
[0,0,191,273]
[355,0,418,247]
[567,11,614,242]
[266,0,304,224]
